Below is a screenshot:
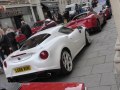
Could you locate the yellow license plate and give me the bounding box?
[14,66,31,73]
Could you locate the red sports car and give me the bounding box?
[32,19,57,34]
[15,19,57,44]
[66,7,106,33]
[102,5,112,19]
[19,82,87,90]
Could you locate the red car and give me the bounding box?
[15,19,57,44]
[66,7,106,33]
[19,82,87,90]
[102,5,112,19]
[32,19,57,34]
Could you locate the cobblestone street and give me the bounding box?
[0,17,118,90]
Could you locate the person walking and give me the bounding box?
[63,10,70,23]
[6,27,18,51]
[21,21,32,39]
[0,27,12,68]
[106,0,111,7]
[56,12,63,24]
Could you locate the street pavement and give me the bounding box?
[0,17,118,90]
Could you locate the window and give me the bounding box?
[65,7,71,11]
[20,34,50,51]
[73,13,87,20]
[59,27,73,34]
[32,21,44,28]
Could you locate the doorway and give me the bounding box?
[14,15,23,29]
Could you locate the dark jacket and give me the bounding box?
[6,32,18,51]
[21,24,32,38]
[0,35,11,55]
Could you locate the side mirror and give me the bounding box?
[78,29,81,33]
[77,26,82,33]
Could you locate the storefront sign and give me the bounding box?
[5,8,23,17]
[0,7,31,18]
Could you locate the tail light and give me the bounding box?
[40,51,49,60]
[4,61,7,68]
[81,84,85,90]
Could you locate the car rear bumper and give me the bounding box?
[7,69,60,82]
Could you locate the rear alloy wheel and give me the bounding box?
[96,20,102,32]
[60,50,73,75]
[85,31,91,46]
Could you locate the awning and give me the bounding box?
[41,3,58,9]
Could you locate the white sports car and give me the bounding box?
[3,25,91,82]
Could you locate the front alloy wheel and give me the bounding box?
[60,50,73,75]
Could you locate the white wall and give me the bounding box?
[23,14,34,26]
[0,18,13,28]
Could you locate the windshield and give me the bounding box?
[65,7,72,11]
[20,34,50,51]
[59,27,73,34]
[32,21,44,28]
[73,13,87,20]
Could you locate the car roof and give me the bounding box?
[30,25,63,38]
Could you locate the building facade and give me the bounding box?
[0,0,44,29]
[40,0,59,19]
[58,0,90,14]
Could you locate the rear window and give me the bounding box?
[20,34,50,51]
[59,27,73,34]
[73,13,87,20]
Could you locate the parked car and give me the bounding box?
[15,29,27,46]
[3,25,91,82]
[15,19,57,45]
[66,7,106,34]
[65,3,80,19]
[32,19,57,34]
[19,82,87,90]
[102,5,112,19]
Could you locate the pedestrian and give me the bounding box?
[0,27,12,68]
[57,12,63,24]
[92,0,98,8]
[21,21,32,39]
[106,0,111,7]
[6,26,18,51]
[63,10,70,23]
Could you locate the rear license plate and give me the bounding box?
[14,66,31,73]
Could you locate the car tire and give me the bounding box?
[103,15,107,24]
[85,31,91,46]
[96,20,102,32]
[60,50,73,75]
